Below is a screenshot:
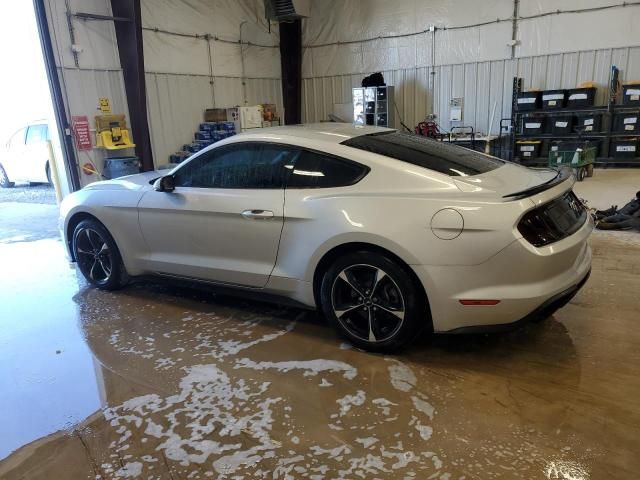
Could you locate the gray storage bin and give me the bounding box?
[103,157,141,179]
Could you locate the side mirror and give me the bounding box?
[153,175,175,192]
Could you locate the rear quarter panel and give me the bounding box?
[274,143,540,283]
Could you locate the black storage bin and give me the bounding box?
[614,112,639,133]
[541,139,561,157]
[622,84,640,106]
[522,116,545,135]
[516,141,541,161]
[575,113,602,133]
[516,91,541,111]
[550,115,574,135]
[541,89,567,109]
[103,157,140,179]
[611,138,638,159]
[566,88,596,108]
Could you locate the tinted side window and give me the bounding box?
[342,132,504,177]
[286,150,368,188]
[173,144,294,189]
[26,125,48,145]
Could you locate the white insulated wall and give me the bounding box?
[303,46,640,136]
[45,0,130,186]
[45,0,282,180]
[145,73,282,168]
[141,0,283,165]
[301,0,640,134]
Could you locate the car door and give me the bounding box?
[137,142,298,288]
[22,124,49,182]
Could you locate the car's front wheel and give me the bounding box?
[72,219,129,290]
[320,251,428,352]
[0,163,14,188]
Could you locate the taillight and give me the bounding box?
[518,191,586,247]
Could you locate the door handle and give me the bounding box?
[241,209,274,219]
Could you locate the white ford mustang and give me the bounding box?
[60,123,592,351]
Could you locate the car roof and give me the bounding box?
[236,122,395,144]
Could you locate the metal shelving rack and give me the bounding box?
[511,69,640,167]
[352,86,395,128]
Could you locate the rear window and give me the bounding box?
[286,150,369,188]
[342,132,504,177]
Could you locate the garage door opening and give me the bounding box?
[0,1,70,243]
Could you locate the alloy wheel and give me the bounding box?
[75,228,113,283]
[331,264,405,343]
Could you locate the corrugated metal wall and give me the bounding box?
[145,73,282,166]
[46,0,283,182]
[302,46,640,136]
[54,66,131,183]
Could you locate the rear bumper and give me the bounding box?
[444,268,591,334]
[413,214,593,332]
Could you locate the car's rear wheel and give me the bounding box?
[0,164,14,188]
[72,219,129,290]
[320,251,427,352]
[586,163,594,178]
[577,166,587,182]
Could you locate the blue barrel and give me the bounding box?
[195,131,211,141]
[199,122,217,132]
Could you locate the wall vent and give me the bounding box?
[264,0,309,21]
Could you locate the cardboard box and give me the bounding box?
[261,104,277,121]
[204,108,227,122]
[240,106,264,129]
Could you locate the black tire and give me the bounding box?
[586,163,594,178]
[46,162,52,185]
[0,163,14,188]
[72,219,129,290]
[577,167,586,182]
[319,251,429,352]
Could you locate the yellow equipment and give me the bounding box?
[95,114,135,150]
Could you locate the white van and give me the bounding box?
[0,122,51,187]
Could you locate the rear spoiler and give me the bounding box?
[503,167,573,200]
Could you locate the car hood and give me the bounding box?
[83,169,171,191]
[452,163,571,199]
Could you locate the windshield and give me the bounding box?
[342,132,505,177]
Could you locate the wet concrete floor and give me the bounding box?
[1,175,640,479]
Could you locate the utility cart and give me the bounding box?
[548,141,596,181]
